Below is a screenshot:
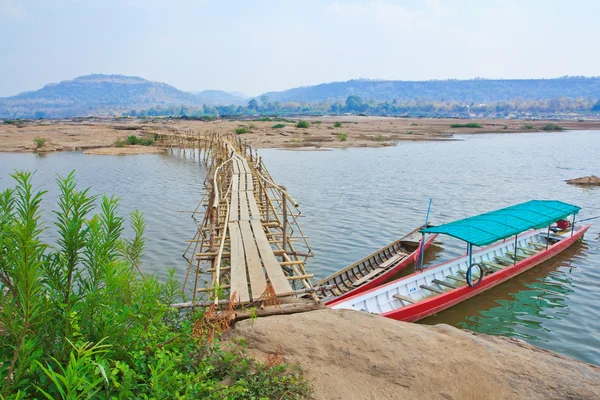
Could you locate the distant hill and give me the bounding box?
[260,77,600,104]
[0,74,203,118]
[191,90,246,105]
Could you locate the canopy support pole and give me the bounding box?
[571,213,576,237]
[468,243,473,268]
[546,226,550,250]
[513,235,518,265]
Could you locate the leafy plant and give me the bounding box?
[0,171,311,399]
[523,124,535,130]
[272,123,285,129]
[296,120,310,128]
[235,126,249,134]
[450,123,482,128]
[311,121,321,125]
[337,132,348,141]
[33,137,47,149]
[542,123,564,131]
[333,122,342,128]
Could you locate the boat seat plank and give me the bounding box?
[432,279,458,289]
[421,284,445,294]
[378,252,408,269]
[517,247,537,255]
[250,219,293,295]
[351,268,385,287]
[228,222,250,303]
[393,294,415,304]
[239,191,250,221]
[247,191,261,220]
[238,221,267,300]
[495,255,514,265]
[507,253,526,261]
[480,261,504,271]
[529,242,546,250]
[447,275,466,283]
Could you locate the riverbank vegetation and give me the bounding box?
[0,171,310,399]
[114,135,154,147]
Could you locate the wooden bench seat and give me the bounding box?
[352,268,385,287]
[393,294,415,304]
[432,279,458,289]
[378,252,407,269]
[421,284,445,295]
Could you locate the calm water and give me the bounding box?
[1,130,599,365]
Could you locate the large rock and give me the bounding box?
[226,308,600,399]
[566,175,600,185]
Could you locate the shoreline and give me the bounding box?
[1,116,599,154]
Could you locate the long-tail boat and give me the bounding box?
[328,200,590,322]
[315,225,438,302]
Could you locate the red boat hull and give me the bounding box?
[325,234,438,305]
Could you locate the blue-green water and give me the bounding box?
[1,130,599,365]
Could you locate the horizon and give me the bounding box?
[1,0,599,97]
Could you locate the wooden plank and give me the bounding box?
[232,159,240,174]
[228,222,250,303]
[251,219,293,295]
[247,192,261,220]
[229,190,239,222]
[421,284,445,294]
[239,191,250,221]
[393,294,415,304]
[240,158,251,173]
[239,170,247,191]
[239,221,267,300]
[247,173,254,192]
[232,172,239,192]
[378,252,407,269]
[432,279,458,289]
[351,268,384,287]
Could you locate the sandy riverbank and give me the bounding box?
[1,117,599,153]
[226,308,600,400]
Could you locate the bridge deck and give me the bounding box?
[228,153,292,303]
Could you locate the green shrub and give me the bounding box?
[333,121,343,128]
[256,116,272,121]
[542,123,564,131]
[3,119,16,124]
[138,138,154,146]
[296,120,310,128]
[0,171,311,399]
[523,124,535,130]
[235,126,249,134]
[578,119,584,122]
[337,132,348,141]
[406,131,413,135]
[33,136,47,148]
[126,135,138,145]
[114,139,127,147]
[450,123,482,128]
[311,121,321,125]
[272,123,286,129]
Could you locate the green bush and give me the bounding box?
[296,120,310,128]
[333,122,343,128]
[235,126,249,134]
[0,171,311,399]
[523,124,535,129]
[542,123,564,131]
[272,123,286,129]
[33,136,47,148]
[114,139,127,147]
[337,132,348,141]
[311,121,321,125]
[450,123,482,128]
[126,135,138,145]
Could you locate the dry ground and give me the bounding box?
[226,308,600,400]
[1,117,600,153]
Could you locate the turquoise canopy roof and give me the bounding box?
[421,200,580,247]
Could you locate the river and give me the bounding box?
[1,130,599,365]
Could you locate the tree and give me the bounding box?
[592,101,600,112]
[260,95,270,105]
[345,95,365,112]
[248,98,259,110]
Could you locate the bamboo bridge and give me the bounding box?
[159,129,325,318]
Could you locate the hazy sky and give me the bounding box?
[1,0,599,97]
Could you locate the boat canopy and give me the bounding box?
[420,200,580,247]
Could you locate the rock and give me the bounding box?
[566,175,600,185]
[225,308,600,400]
